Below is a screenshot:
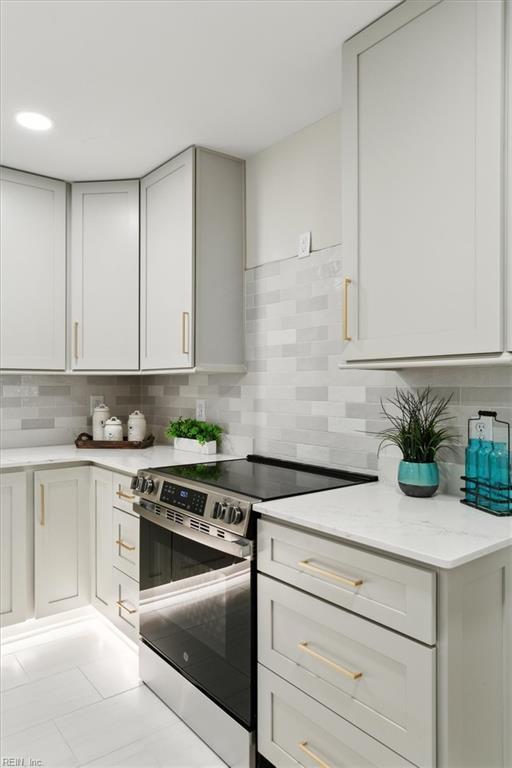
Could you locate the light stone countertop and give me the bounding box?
[255,481,512,569]
[0,444,237,474]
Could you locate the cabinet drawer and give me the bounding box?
[112,472,137,513]
[112,567,138,642]
[258,575,435,768]
[258,665,415,768]
[258,519,435,643]
[113,507,139,581]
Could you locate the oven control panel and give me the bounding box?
[159,481,207,517]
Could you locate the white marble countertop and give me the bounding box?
[0,444,237,474]
[255,481,512,569]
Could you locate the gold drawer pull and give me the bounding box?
[117,488,136,501]
[342,277,352,341]
[116,599,137,614]
[116,539,136,551]
[40,484,45,526]
[298,559,363,587]
[182,311,190,355]
[298,741,331,768]
[298,641,362,680]
[73,321,79,359]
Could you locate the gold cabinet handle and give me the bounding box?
[73,321,79,359]
[298,641,362,680]
[40,484,45,526]
[115,539,136,551]
[298,741,331,768]
[116,599,137,614]
[342,277,352,341]
[182,311,190,355]
[117,487,136,501]
[298,559,363,587]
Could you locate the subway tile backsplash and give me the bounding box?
[1,245,511,464]
[0,375,141,448]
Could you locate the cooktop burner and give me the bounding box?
[149,454,376,502]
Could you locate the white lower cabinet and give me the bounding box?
[111,566,139,643]
[258,665,415,768]
[0,472,28,627]
[258,574,435,767]
[113,506,139,581]
[90,467,113,614]
[34,467,90,618]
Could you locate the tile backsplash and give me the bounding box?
[0,375,141,448]
[1,245,511,465]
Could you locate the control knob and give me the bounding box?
[232,506,245,525]
[224,505,235,524]
[212,501,222,519]
[142,478,155,494]
[130,477,138,491]
[135,476,145,492]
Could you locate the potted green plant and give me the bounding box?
[379,388,458,497]
[166,417,223,455]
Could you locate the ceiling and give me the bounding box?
[1,0,398,181]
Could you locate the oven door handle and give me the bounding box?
[135,504,253,560]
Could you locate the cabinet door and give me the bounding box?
[71,180,139,370]
[0,168,66,370]
[140,149,194,370]
[507,0,512,353]
[0,472,28,627]
[342,0,504,361]
[34,467,90,618]
[90,467,113,613]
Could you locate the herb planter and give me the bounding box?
[174,437,217,455]
[398,461,439,498]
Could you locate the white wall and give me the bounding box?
[245,110,342,267]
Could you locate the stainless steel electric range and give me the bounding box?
[132,455,376,768]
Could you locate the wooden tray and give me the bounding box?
[75,433,155,449]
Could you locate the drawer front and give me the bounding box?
[112,566,139,642]
[112,472,137,513]
[258,519,435,644]
[258,575,435,768]
[258,665,415,768]
[113,507,139,581]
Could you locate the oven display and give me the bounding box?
[160,481,207,516]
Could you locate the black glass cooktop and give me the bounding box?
[150,454,376,501]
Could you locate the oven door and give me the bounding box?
[137,505,255,730]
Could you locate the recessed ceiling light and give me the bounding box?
[15,112,53,131]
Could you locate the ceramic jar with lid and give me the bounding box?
[104,416,123,441]
[128,410,147,442]
[92,403,111,440]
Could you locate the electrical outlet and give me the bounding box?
[298,231,311,259]
[476,416,493,441]
[89,395,105,416]
[196,400,207,421]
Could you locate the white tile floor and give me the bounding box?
[0,617,227,768]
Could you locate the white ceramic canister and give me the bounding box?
[104,416,123,441]
[128,410,147,442]
[92,403,111,441]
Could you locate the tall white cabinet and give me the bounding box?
[34,466,90,618]
[0,168,66,370]
[140,147,245,372]
[71,180,139,370]
[341,0,505,363]
[508,0,512,353]
[0,472,28,627]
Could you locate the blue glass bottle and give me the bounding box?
[476,439,493,508]
[465,438,480,503]
[489,442,510,514]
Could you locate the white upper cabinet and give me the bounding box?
[0,168,66,370]
[342,0,504,363]
[71,180,139,370]
[141,149,194,370]
[141,147,245,372]
[507,0,512,353]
